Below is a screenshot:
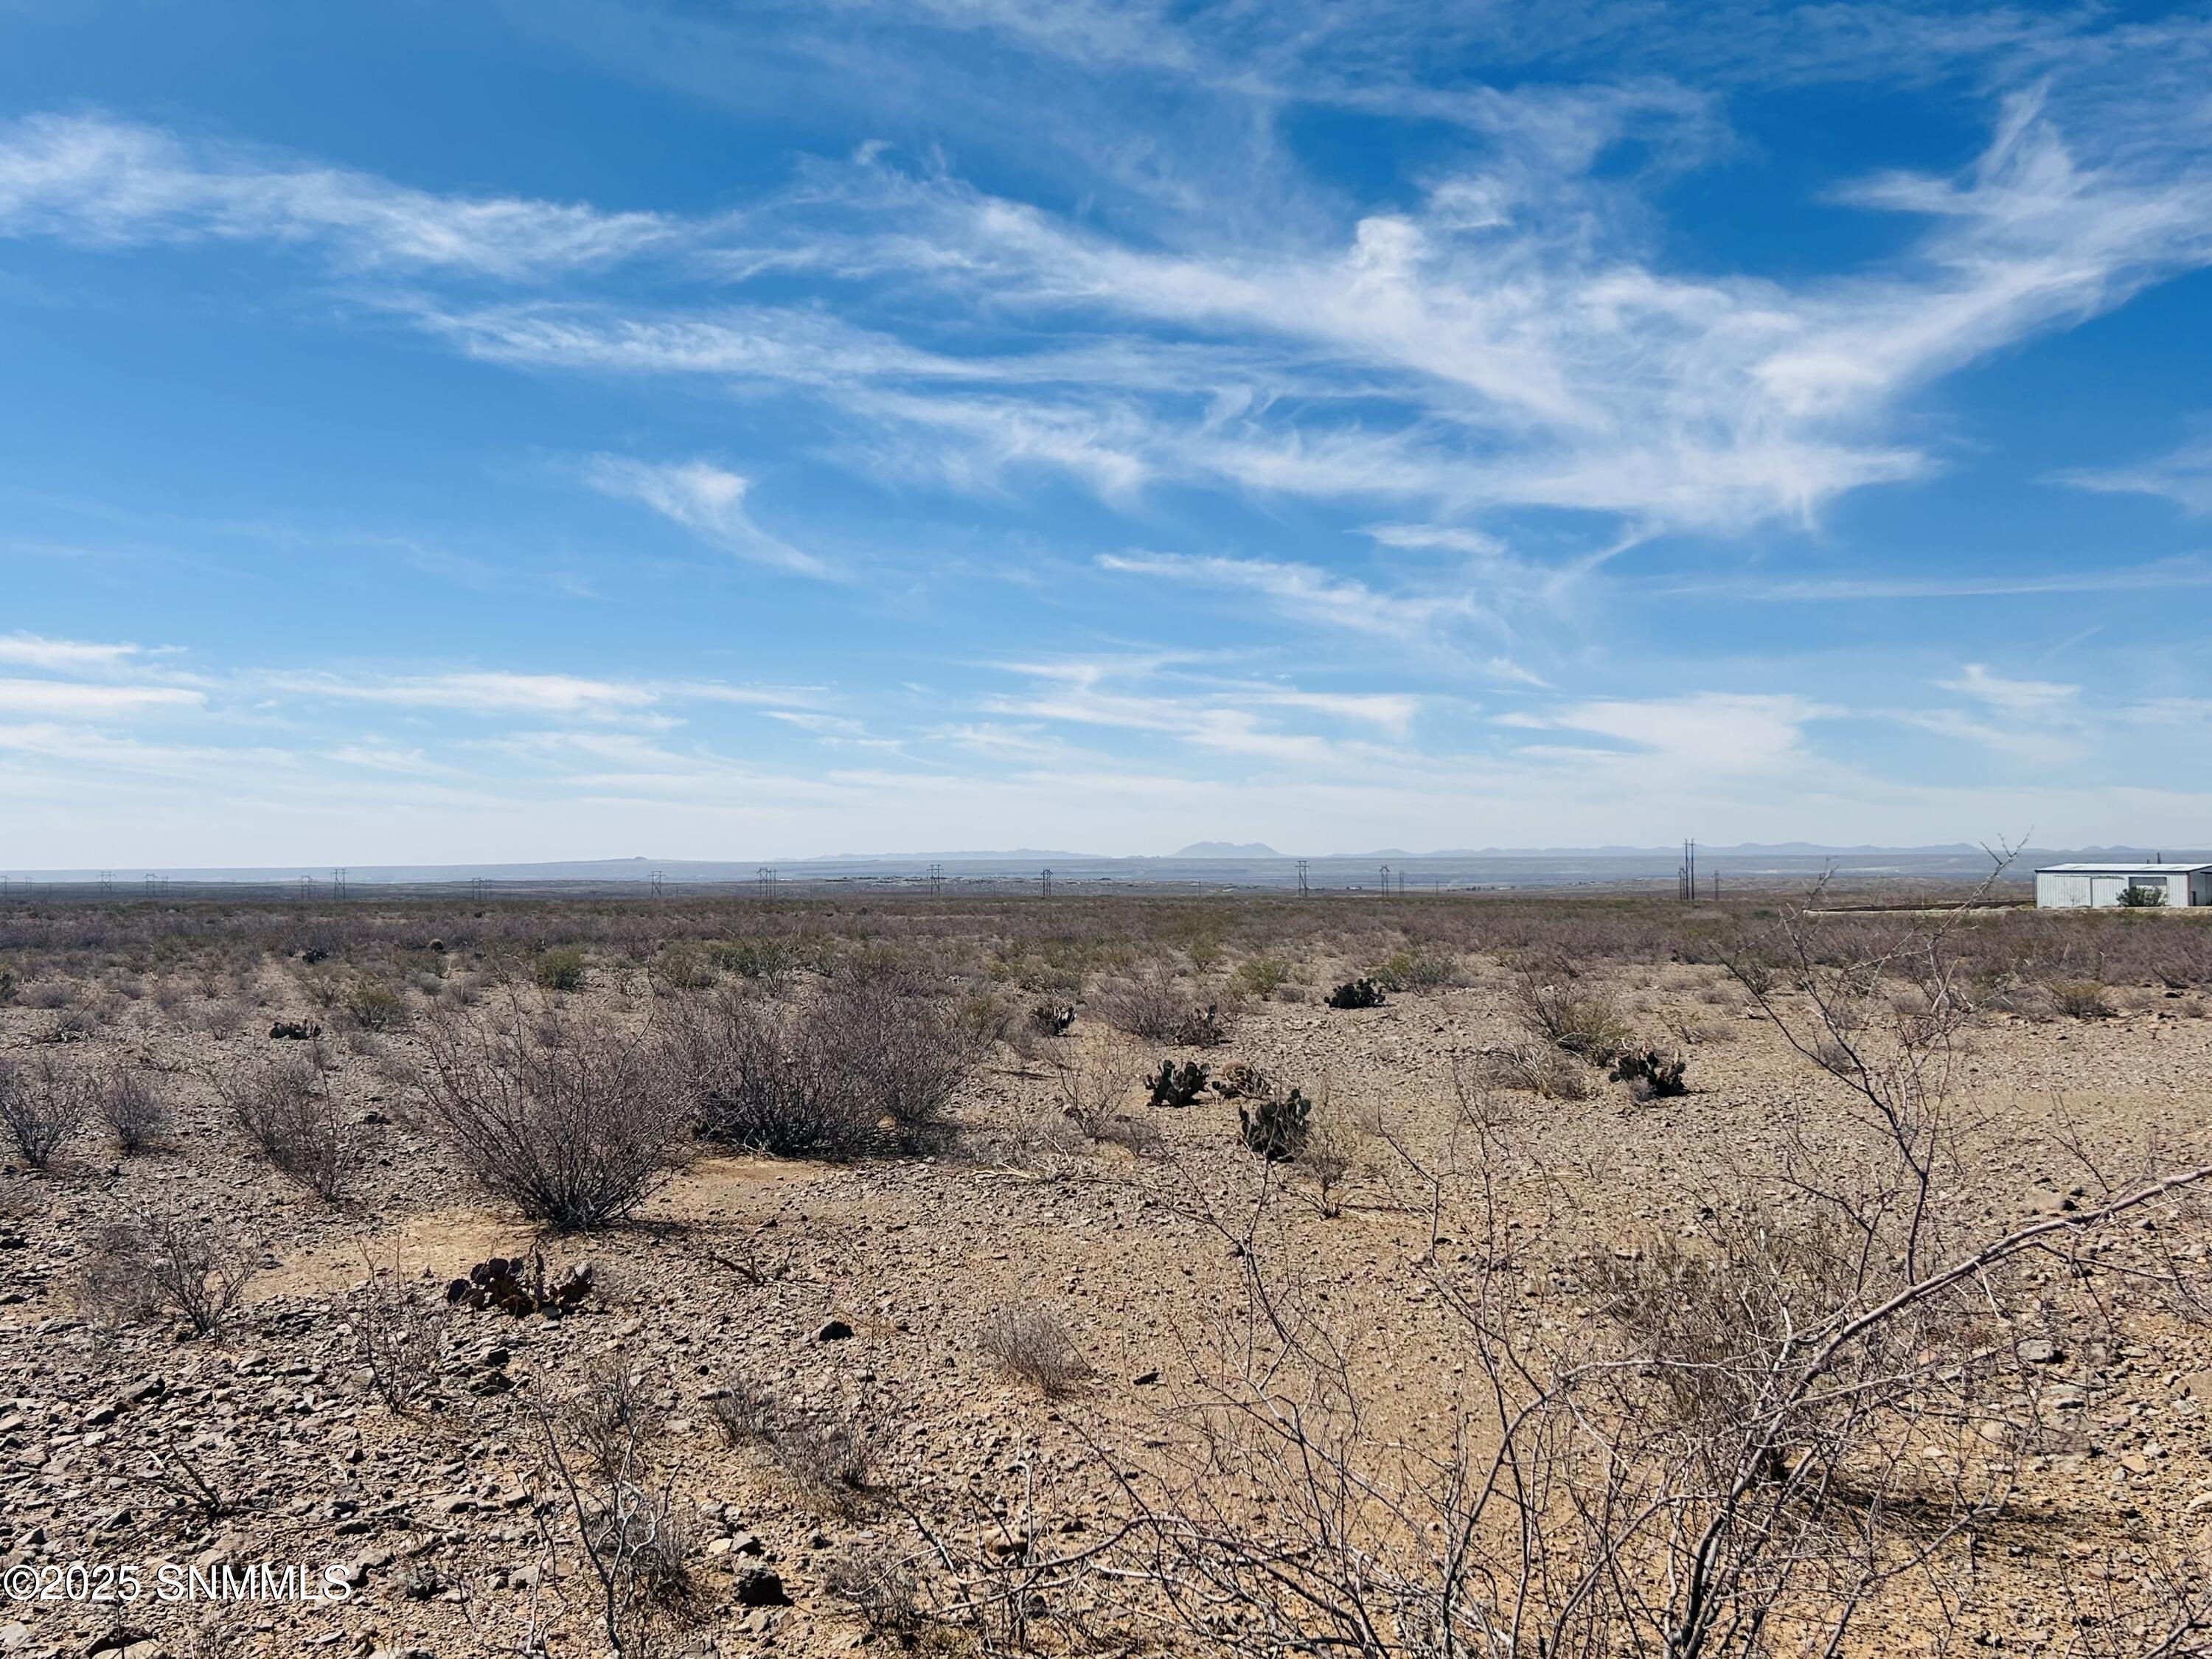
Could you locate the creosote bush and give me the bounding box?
[532,945,588,992]
[673,963,984,1157]
[77,1205,256,1337]
[0,1053,96,1169]
[418,996,689,1229]
[100,1065,170,1153]
[223,1051,366,1203]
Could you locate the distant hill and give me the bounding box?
[1174,841,1283,858]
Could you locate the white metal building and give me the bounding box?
[2033,862,2212,908]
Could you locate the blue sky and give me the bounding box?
[4,0,2212,865]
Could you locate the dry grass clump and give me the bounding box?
[222,1051,366,1203]
[1480,1040,1592,1100]
[979,1303,1092,1396]
[1375,944,1463,991]
[707,1376,875,1515]
[77,1204,256,1337]
[0,1053,96,1168]
[1511,959,1633,1061]
[419,996,689,1230]
[2046,976,2116,1019]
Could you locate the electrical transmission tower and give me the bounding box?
[649,868,665,898]
[928,862,943,897]
[1040,867,1054,897]
[1379,863,1391,895]
[757,867,777,900]
[1295,858,1309,896]
[333,867,349,900]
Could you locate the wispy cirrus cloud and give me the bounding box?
[2053,433,2212,515]
[579,456,830,575]
[0,633,147,669]
[0,112,673,278]
[0,678,200,715]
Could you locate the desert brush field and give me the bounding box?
[3,885,2212,1658]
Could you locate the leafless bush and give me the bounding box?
[0,1053,95,1168]
[349,1259,450,1413]
[526,1366,699,1655]
[1091,966,1236,1046]
[980,1304,1091,1396]
[825,1543,924,1638]
[222,1051,365,1203]
[1511,958,1632,1061]
[669,987,878,1156]
[100,1065,170,1153]
[1046,1039,1140,1142]
[570,1356,667,1478]
[77,1206,255,1337]
[419,995,689,1229]
[826,959,987,1138]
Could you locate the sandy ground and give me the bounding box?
[3,951,2211,1658]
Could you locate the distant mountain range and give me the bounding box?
[10,843,2204,886]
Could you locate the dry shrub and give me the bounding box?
[672,987,877,1156]
[1091,965,1235,1046]
[100,1065,170,1153]
[1481,1040,1591,1100]
[0,1053,95,1168]
[77,1205,255,1337]
[828,959,987,1138]
[341,974,407,1031]
[419,996,689,1230]
[675,966,984,1156]
[709,1374,874,1514]
[2048,976,2115,1019]
[772,1417,874,1517]
[223,1051,366,1203]
[529,1363,700,1653]
[1375,945,1462,992]
[1512,959,1632,1061]
[980,1304,1092,1396]
[1047,1039,1141,1142]
[349,1261,451,1413]
[706,1379,779,1449]
[826,1543,923,1638]
[571,1356,667,1478]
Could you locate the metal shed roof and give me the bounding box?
[2035,863,2212,874]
